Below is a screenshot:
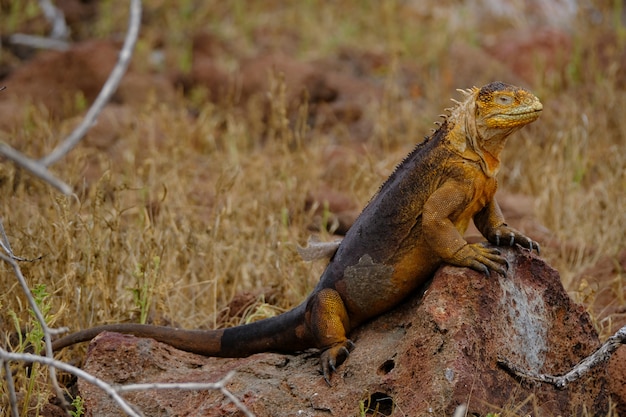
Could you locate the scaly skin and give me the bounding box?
[51,81,542,383]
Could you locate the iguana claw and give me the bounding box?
[482,264,490,278]
[528,238,540,254]
[489,225,540,255]
[320,340,355,385]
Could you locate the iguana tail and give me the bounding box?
[51,303,312,357]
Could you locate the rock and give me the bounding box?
[0,39,175,131]
[78,248,608,416]
[609,346,626,416]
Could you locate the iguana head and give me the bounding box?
[474,81,543,130]
[446,81,542,176]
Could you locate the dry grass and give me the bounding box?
[1,0,625,415]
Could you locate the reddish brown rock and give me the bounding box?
[78,248,608,416]
[609,345,626,416]
[181,50,383,141]
[0,39,175,132]
[236,52,382,140]
[2,40,119,119]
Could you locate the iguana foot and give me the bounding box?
[449,242,509,277]
[320,339,355,385]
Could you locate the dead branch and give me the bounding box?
[0,143,73,195]
[8,34,69,51]
[498,325,626,389]
[0,0,141,194]
[39,0,142,168]
[0,250,70,412]
[115,372,255,417]
[0,349,142,417]
[9,0,70,51]
[38,0,70,40]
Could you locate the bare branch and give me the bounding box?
[498,325,626,389]
[8,0,70,50]
[2,359,19,417]
[0,143,73,195]
[0,250,69,410]
[9,33,69,51]
[39,0,142,167]
[0,0,141,193]
[0,349,142,417]
[0,218,43,261]
[0,218,13,255]
[116,372,255,417]
[38,0,70,40]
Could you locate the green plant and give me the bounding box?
[129,256,162,324]
[7,284,55,416]
[70,395,85,417]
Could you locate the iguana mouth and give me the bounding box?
[499,109,542,118]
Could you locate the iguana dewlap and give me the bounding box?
[52,81,542,383]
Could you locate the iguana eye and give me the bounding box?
[496,95,513,105]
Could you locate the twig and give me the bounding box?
[0,143,73,195]
[0,218,13,255]
[8,0,70,51]
[39,0,142,168]
[2,359,19,417]
[498,325,626,389]
[0,0,140,193]
[38,0,70,40]
[8,33,69,51]
[0,251,70,411]
[0,349,141,417]
[116,371,255,417]
[0,218,43,262]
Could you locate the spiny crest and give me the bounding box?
[456,86,479,97]
[435,86,479,126]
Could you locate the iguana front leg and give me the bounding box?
[473,199,540,253]
[472,202,540,277]
[422,183,510,275]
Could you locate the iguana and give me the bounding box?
[51,81,542,383]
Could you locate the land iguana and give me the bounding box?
[51,81,542,383]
